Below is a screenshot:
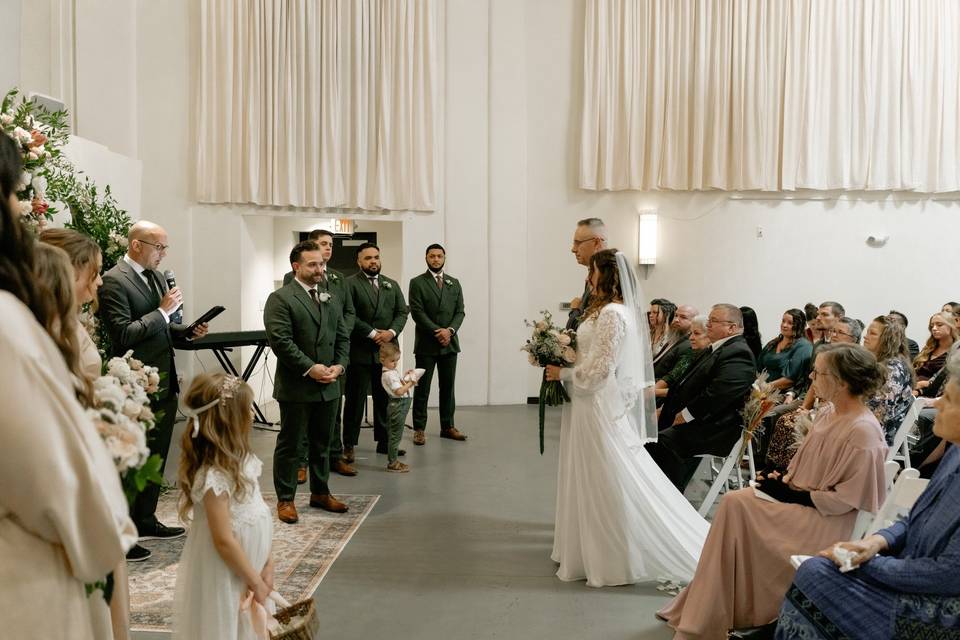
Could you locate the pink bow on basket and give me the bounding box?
[241,589,290,639]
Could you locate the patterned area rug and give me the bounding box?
[129,492,379,632]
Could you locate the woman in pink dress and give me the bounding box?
[657,343,888,639]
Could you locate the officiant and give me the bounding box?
[409,244,467,444]
[99,221,208,562]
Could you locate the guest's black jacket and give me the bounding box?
[658,334,757,456]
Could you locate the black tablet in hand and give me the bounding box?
[186,305,225,335]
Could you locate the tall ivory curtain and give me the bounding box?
[197,0,439,210]
[580,0,960,192]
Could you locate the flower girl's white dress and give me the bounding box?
[173,454,273,639]
[553,304,709,586]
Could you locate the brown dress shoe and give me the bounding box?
[332,460,358,476]
[413,430,426,445]
[277,500,299,524]
[440,426,467,441]
[342,446,355,463]
[310,494,349,513]
[297,467,307,484]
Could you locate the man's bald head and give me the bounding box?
[671,304,699,335]
[127,220,169,270]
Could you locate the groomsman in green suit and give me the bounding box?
[264,240,351,524]
[342,242,409,459]
[282,229,357,479]
[409,244,467,445]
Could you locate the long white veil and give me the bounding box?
[613,251,658,443]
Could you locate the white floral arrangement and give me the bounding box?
[328,273,338,281]
[445,278,453,286]
[318,292,331,303]
[87,350,164,503]
[383,281,392,290]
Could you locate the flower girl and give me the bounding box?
[173,373,275,639]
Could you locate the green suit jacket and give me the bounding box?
[263,279,350,403]
[345,272,408,364]
[408,271,465,356]
[283,267,356,334]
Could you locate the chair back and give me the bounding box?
[856,467,928,538]
[888,397,933,467]
[851,460,901,538]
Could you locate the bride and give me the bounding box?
[545,249,709,587]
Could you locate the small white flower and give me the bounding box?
[17,200,32,216]
[328,273,338,281]
[31,174,47,197]
[27,151,38,161]
[0,113,13,126]
[383,282,392,290]
[557,334,572,346]
[562,346,577,364]
[13,126,31,144]
[445,279,453,286]
[16,171,30,191]
[318,292,332,302]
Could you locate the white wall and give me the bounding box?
[1,0,21,93]
[48,0,960,406]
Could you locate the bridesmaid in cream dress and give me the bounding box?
[0,138,136,639]
[39,229,131,640]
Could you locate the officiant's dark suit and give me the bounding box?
[342,244,409,452]
[264,249,350,514]
[99,240,191,535]
[408,254,466,438]
[646,321,756,490]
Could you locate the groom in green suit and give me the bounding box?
[264,240,351,524]
[282,229,357,479]
[342,242,409,458]
[409,244,467,445]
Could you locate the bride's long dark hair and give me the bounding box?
[583,249,623,321]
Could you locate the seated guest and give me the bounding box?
[648,298,677,362]
[653,303,697,379]
[943,301,960,317]
[776,350,960,639]
[757,308,812,392]
[655,314,710,400]
[914,312,959,396]
[764,318,874,471]
[740,306,763,360]
[862,315,915,445]
[658,344,888,638]
[645,303,756,490]
[803,302,818,342]
[815,301,846,346]
[887,309,920,360]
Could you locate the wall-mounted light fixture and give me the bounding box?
[638,211,658,265]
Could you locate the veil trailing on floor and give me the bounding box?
[613,251,658,443]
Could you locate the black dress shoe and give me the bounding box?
[375,443,406,456]
[126,544,152,562]
[139,522,186,540]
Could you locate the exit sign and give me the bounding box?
[332,219,354,235]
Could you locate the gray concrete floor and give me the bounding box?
[134,403,677,640]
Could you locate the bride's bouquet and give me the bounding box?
[522,310,577,454]
[86,350,165,505]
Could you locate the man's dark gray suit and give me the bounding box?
[645,334,756,490]
[99,259,189,531]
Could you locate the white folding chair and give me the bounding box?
[850,460,901,539]
[861,467,928,537]
[888,397,933,468]
[697,437,756,518]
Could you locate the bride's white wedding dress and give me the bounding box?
[552,303,709,587]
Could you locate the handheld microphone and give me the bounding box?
[163,269,184,323]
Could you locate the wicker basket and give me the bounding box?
[269,595,319,640]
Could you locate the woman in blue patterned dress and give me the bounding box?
[862,315,915,445]
[776,350,960,639]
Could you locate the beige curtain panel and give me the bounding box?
[580,0,960,192]
[197,0,439,211]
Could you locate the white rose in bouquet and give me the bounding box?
[13,126,31,144]
[557,333,572,346]
[562,346,577,364]
[146,371,160,393]
[31,174,47,198]
[17,200,32,217]
[107,357,132,380]
[0,113,12,126]
[122,398,143,420]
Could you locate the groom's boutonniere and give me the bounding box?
[383,281,392,290]
[444,278,453,286]
[318,292,332,303]
[328,273,338,281]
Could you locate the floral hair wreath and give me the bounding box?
[183,375,243,438]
